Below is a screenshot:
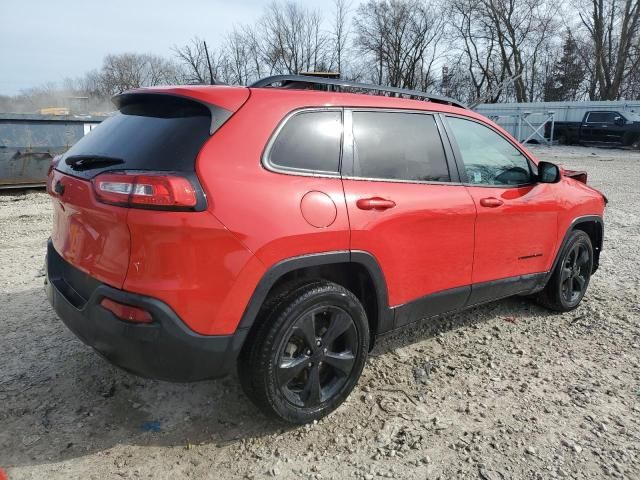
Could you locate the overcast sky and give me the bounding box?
[0,0,342,96]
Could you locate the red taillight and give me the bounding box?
[92,172,197,209]
[100,298,153,324]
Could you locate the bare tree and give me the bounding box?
[93,53,178,95]
[12,0,640,109]
[622,40,640,97]
[354,0,446,89]
[448,0,500,102]
[224,28,254,84]
[578,0,640,100]
[173,37,216,84]
[448,0,560,102]
[330,0,352,73]
[260,1,329,74]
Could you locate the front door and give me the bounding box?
[584,111,619,143]
[341,110,476,326]
[443,115,560,295]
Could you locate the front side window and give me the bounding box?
[267,110,342,173]
[586,112,616,123]
[447,116,532,186]
[350,111,450,182]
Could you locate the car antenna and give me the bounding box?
[203,41,215,85]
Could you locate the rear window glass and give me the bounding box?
[267,111,342,173]
[56,95,222,179]
[350,111,450,182]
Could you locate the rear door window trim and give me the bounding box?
[340,107,461,185]
[261,107,343,178]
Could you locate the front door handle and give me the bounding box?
[479,197,504,208]
[356,197,396,211]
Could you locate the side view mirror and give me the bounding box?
[538,161,561,183]
[614,116,625,126]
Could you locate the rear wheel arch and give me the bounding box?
[237,251,391,350]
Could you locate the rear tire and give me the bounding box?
[238,281,369,424]
[538,230,593,312]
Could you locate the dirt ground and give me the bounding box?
[1,145,639,480]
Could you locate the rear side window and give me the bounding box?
[56,95,223,179]
[267,111,342,173]
[447,116,532,186]
[350,112,449,182]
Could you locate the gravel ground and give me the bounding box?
[1,145,639,480]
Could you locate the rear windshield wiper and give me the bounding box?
[65,155,125,171]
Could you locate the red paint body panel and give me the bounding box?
[342,180,476,306]
[49,170,130,288]
[465,184,560,283]
[123,209,265,335]
[48,85,607,338]
[126,85,251,112]
[553,176,607,254]
[195,91,351,270]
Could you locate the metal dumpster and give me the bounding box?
[0,113,106,189]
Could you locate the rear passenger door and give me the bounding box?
[341,110,476,326]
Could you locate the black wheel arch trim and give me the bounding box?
[237,250,393,334]
[546,215,603,282]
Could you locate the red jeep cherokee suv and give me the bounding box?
[45,76,606,424]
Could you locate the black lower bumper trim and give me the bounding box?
[45,240,246,382]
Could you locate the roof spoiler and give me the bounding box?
[112,91,233,135]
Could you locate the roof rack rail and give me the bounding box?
[249,74,466,109]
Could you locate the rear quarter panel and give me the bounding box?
[195,90,353,268]
[123,209,265,335]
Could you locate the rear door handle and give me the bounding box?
[479,197,504,208]
[356,197,396,211]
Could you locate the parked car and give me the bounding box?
[546,110,640,147]
[45,76,606,424]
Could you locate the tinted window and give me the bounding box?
[447,116,532,186]
[268,111,342,172]
[351,112,449,182]
[586,112,616,123]
[56,95,218,180]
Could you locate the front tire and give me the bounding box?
[538,230,593,312]
[238,281,369,424]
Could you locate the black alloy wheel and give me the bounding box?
[560,242,591,304]
[238,281,369,424]
[276,305,358,408]
[539,229,593,312]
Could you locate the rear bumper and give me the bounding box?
[45,239,247,382]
